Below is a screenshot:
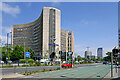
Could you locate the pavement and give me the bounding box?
[103,65,120,80]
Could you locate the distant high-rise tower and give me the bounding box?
[97,48,103,58]
[85,47,92,59]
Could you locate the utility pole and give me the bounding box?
[6,33,9,63]
[60,51,62,69]
[66,52,67,62]
[24,42,25,59]
[111,52,113,78]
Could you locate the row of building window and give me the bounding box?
[14,22,41,31]
[13,37,27,39]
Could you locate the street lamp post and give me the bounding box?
[6,32,12,62]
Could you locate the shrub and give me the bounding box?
[56,67,60,70]
[35,62,40,66]
[49,69,52,71]
[28,59,34,63]
[29,63,35,66]
[42,68,46,72]
[22,65,27,67]
[19,59,26,63]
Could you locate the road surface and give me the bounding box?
[1,63,101,75]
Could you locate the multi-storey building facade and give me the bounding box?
[12,7,74,59]
[97,48,103,59]
[12,7,61,59]
[67,31,75,56]
[61,29,67,53]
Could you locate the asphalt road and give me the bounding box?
[1,63,102,75]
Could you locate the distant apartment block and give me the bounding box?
[12,7,74,59]
[85,51,92,59]
[97,48,103,59]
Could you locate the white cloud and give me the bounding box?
[1,3,20,17]
[0,26,12,45]
[0,34,11,46]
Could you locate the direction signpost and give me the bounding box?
[25,52,30,75]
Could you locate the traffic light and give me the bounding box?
[112,49,119,57]
[59,51,66,61]
[59,51,62,54]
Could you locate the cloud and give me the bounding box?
[0,26,12,45]
[1,3,20,17]
[50,2,61,7]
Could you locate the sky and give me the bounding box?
[1,2,118,57]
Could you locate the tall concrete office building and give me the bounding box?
[12,7,61,59]
[12,7,75,59]
[67,31,75,56]
[97,48,103,58]
[61,30,75,56]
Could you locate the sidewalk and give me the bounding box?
[103,66,120,79]
[2,73,25,79]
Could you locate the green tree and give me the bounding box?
[10,45,24,61]
[2,47,7,61]
[98,57,101,61]
[82,58,88,61]
[77,56,82,61]
[104,52,112,62]
[91,58,96,61]
[97,57,103,61]
[10,45,35,61]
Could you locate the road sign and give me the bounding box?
[25,52,30,57]
[114,57,119,59]
[49,44,59,46]
[6,57,8,59]
[68,52,72,54]
[39,55,41,59]
[62,53,64,54]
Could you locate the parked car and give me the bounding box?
[0,60,4,64]
[103,61,108,64]
[75,61,79,64]
[62,63,74,68]
[7,60,12,63]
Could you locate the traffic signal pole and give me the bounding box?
[60,53,61,69]
[111,52,113,78]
